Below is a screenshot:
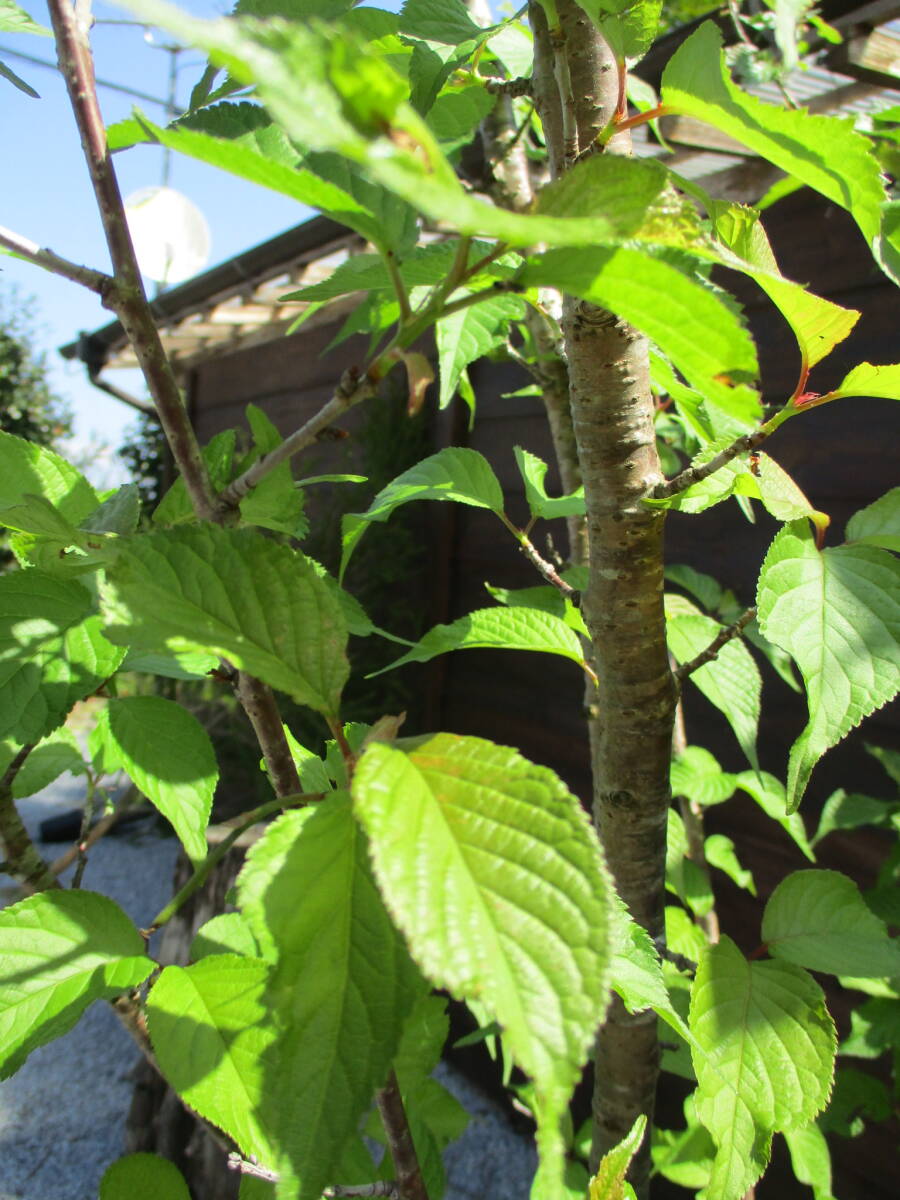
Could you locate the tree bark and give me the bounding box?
[529,4,676,1191]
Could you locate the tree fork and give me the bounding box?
[530,3,676,1190]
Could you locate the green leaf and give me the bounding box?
[153,430,235,527]
[239,405,307,538]
[130,107,406,251]
[486,579,588,636]
[521,247,760,424]
[282,239,496,304]
[704,834,755,895]
[0,57,39,96]
[0,493,84,543]
[352,734,616,1195]
[487,23,533,77]
[708,201,859,371]
[609,898,694,1045]
[90,697,217,864]
[340,448,503,579]
[757,522,900,809]
[11,727,86,799]
[818,1066,890,1136]
[783,1123,835,1200]
[398,0,485,44]
[840,996,900,1060]
[666,810,714,917]
[81,484,142,535]
[0,572,124,743]
[733,771,815,861]
[665,564,724,613]
[665,595,761,768]
[191,912,260,960]
[237,796,422,1200]
[0,1,50,37]
[101,526,349,717]
[0,890,154,1078]
[662,23,889,275]
[100,1154,191,1200]
[671,746,737,808]
[846,487,900,553]
[652,1095,715,1190]
[427,82,495,147]
[588,1115,647,1200]
[812,789,897,845]
[576,0,662,65]
[120,646,219,680]
[436,293,525,411]
[372,605,586,675]
[0,430,98,529]
[302,151,420,256]
[147,956,276,1161]
[823,361,900,402]
[514,447,585,521]
[281,725,333,793]
[689,935,835,1200]
[536,154,704,248]
[665,905,709,965]
[762,869,900,978]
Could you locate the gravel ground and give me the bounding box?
[0,778,536,1200]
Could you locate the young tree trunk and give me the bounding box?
[529,4,676,1190]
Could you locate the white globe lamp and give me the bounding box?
[124,186,211,285]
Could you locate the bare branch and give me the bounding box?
[217,368,376,511]
[675,607,757,683]
[485,74,532,97]
[376,1071,430,1200]
[46,790,141,879]
[227,1154,280,1183]
[653,427,770,500]
[325,1187,400,1198]
[499,514,579,601]
[47,0,218,523]
[0,224,113,298]
[0,746,60,894]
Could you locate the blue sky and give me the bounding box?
[2,2,324,484]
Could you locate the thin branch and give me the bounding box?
[325,1186,400,1199]
[653,426,772,500]
[227,1154,280,1183]
[0,224,113,297]
[0,746,60,894]
[385,250,412,324]
[675,607,757,682]
[47,0,304,877]
[217,367,377,512]
[376,1071,430,1200]
[87,368,157,416]
[46,790,141,878]
[499,514,579,601]
[233,671,302,797]
[485,74,532,97]
[47,0,218,523]
[437,283,522,322]
[655,939,697,976]
[70,779,99,889]
[550,29,578,165]
[672,696,719,943]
